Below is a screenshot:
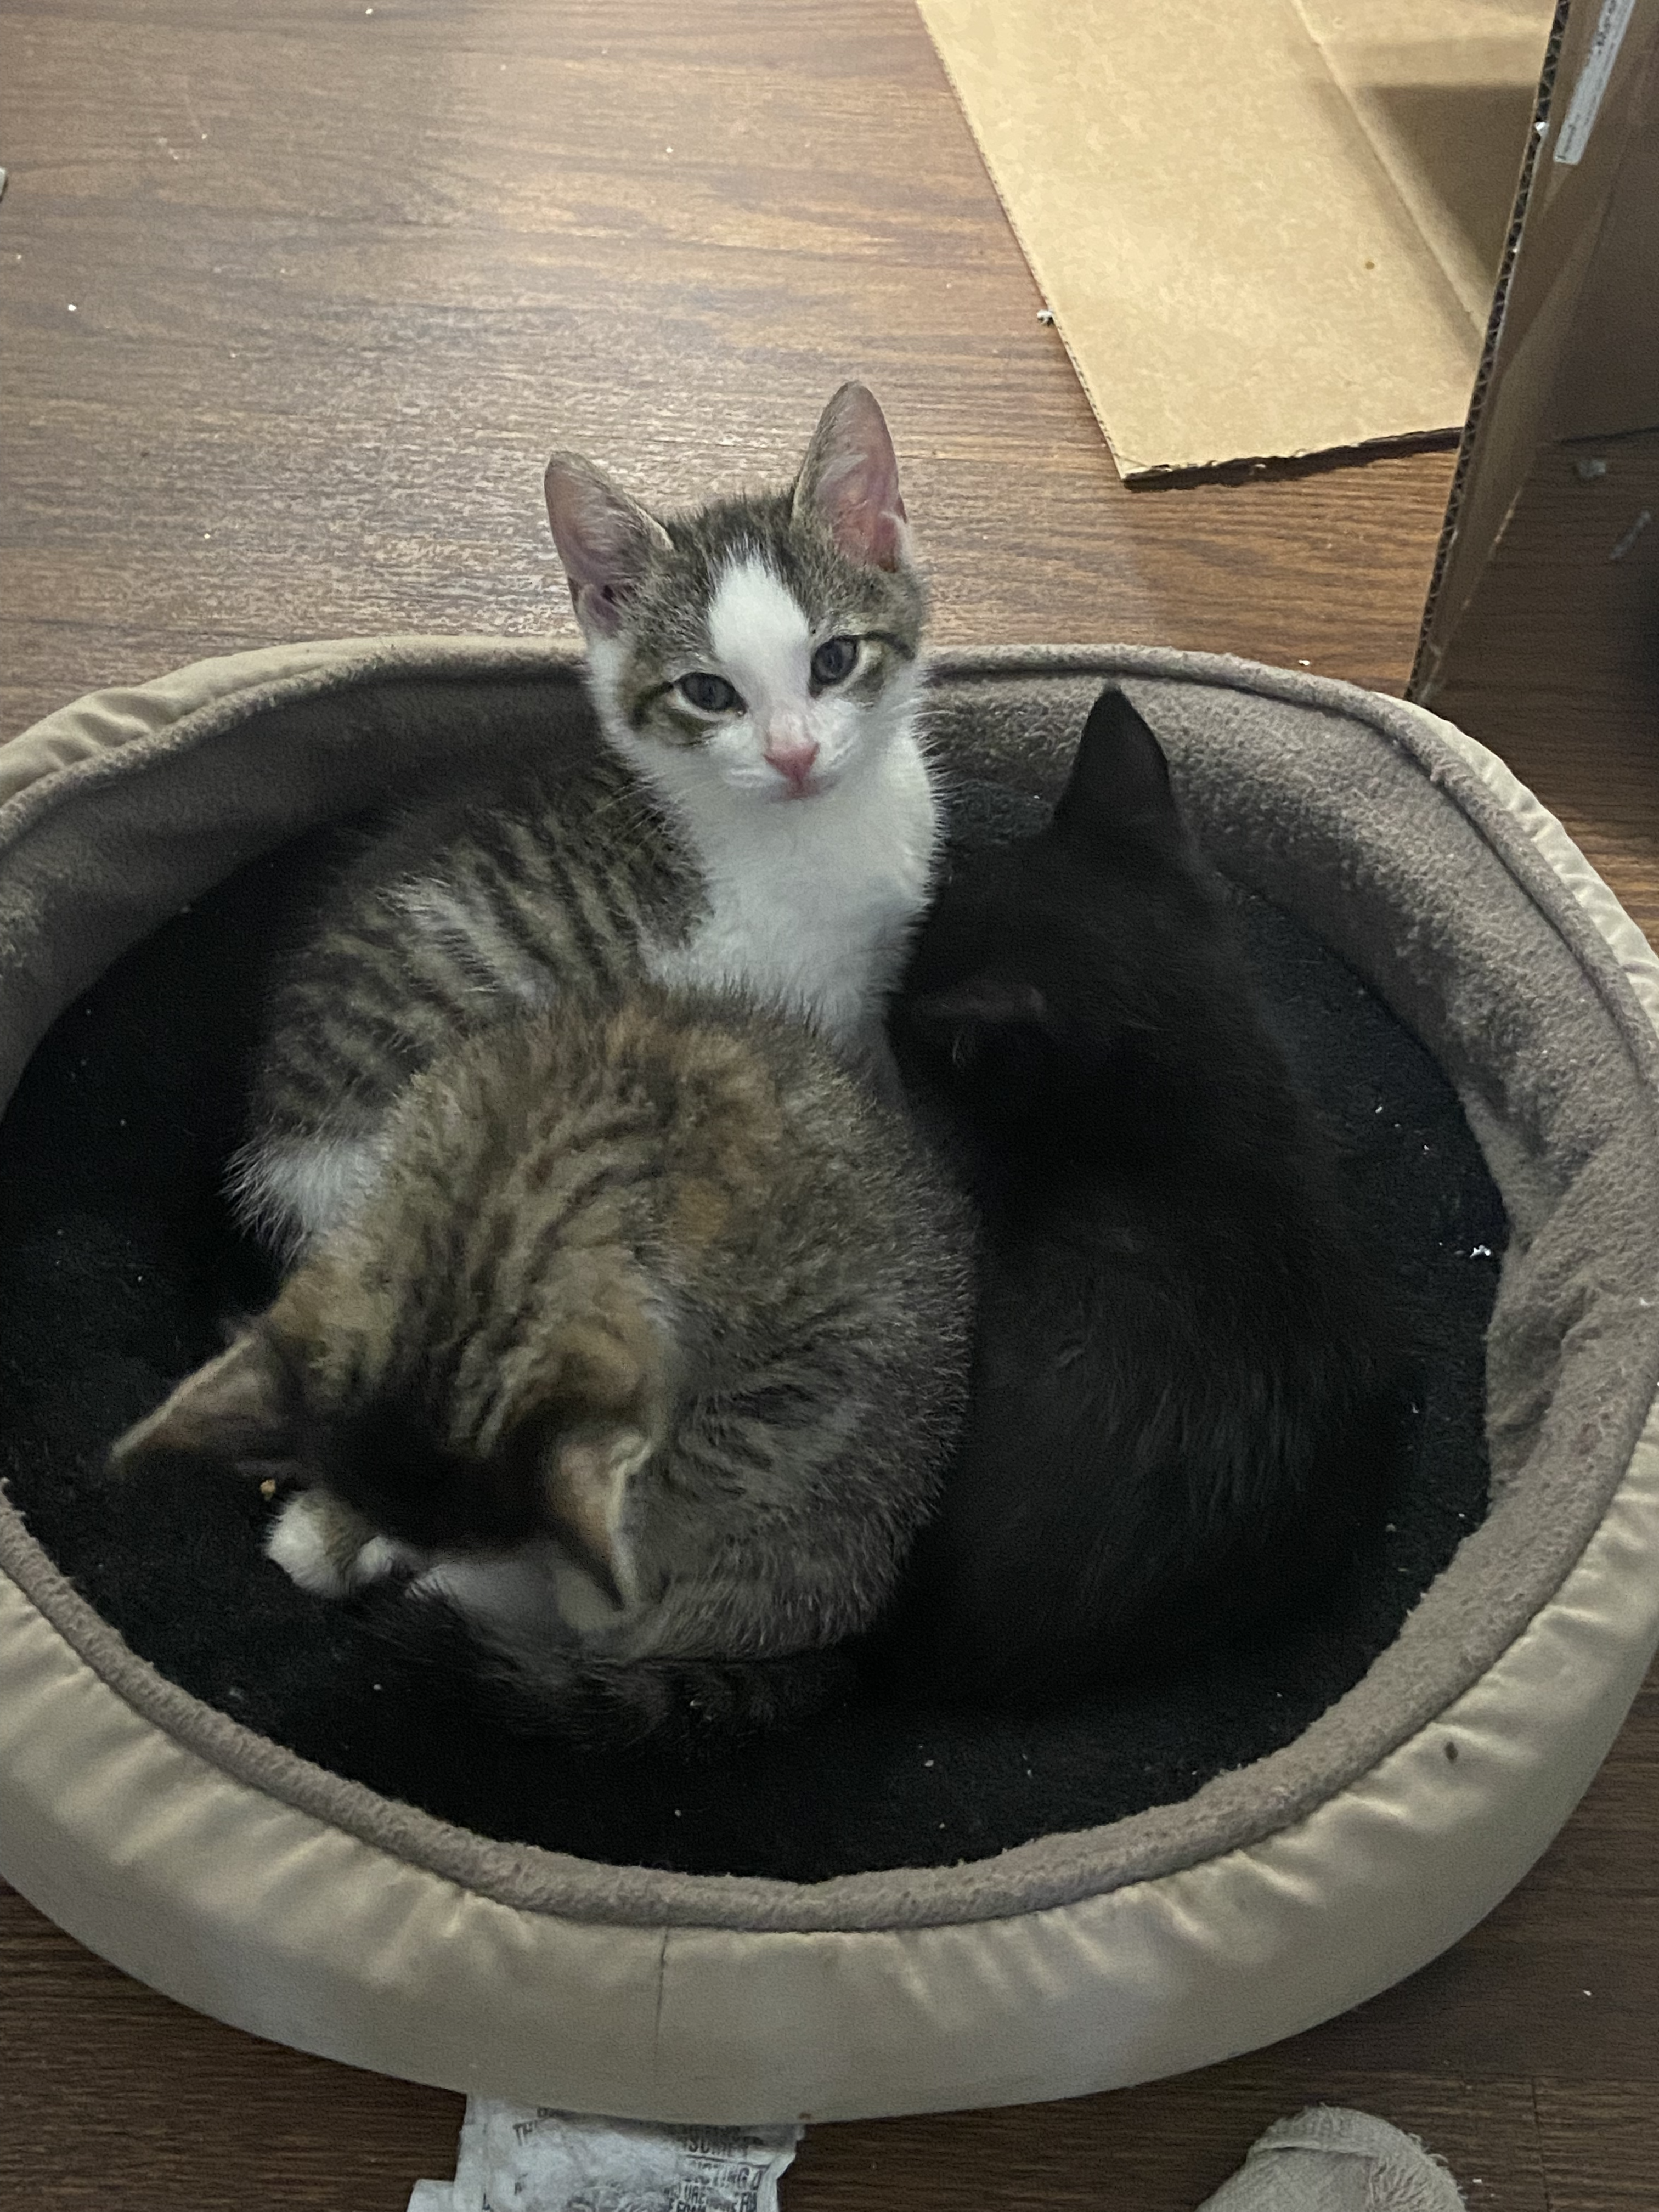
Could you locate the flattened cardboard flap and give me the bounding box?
[919,0,1554,476]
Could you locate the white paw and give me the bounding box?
[352,1534,425,1587]
[413,1546,595,1635]
[265,1491,359,1598]
[266,1493,428,1598]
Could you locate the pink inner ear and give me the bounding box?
[799,386,909,569]
[544,456,661,636]
[820,454,907,570]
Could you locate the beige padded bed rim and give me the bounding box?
[2,640,1657,2121]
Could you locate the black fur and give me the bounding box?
[885,689,1407,1704]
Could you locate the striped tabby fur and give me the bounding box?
[116,987,973,1738]
[230,747,697,1252]
[234,383,936,1258]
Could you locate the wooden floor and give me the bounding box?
[1,3,1655,2207]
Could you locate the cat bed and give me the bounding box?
[2,638,1657,2123]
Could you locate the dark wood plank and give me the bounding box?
[791,2067,1545,2212]
[1533,2080,1659,2211]
[0,0,1453,749]
[0,1885,464,2212]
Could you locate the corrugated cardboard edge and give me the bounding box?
[916,0,1518,478]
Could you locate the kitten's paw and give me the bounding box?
[264,1489,387,1599]
[352,1533,425,1587]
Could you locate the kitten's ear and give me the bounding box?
[109,1330,302,1477]
[906,974,1049,1062]
[542,1426,652,1608]
[530,1312,660,1605]
[1053,688,1180,850]
[792,383,909,571]
[544,453,673,640]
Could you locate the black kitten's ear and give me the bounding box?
[1053,687,1178,848]
[109,1329,303,1479]
[906,974,1050,1053]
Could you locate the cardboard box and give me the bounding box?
[1413,0,1659,699]
[923,0,1655,718]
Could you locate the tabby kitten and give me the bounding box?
[885,687,1403,1704]
[232,383,935,1259]
[116,986,973,1737]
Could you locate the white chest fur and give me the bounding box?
[643,734,938,1043]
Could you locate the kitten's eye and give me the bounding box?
[811,635,860,687]
[678,672,741,715]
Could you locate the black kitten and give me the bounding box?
[885,687,1404,1704]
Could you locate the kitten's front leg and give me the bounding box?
[264,1488,422,1599]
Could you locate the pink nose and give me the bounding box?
[765,736,820,789]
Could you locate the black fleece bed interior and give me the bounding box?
[0,782,1502,1883]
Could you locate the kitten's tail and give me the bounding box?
[366,1584,851,1745]
[506,1640,853,1745]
